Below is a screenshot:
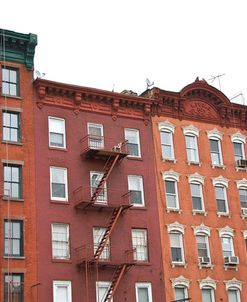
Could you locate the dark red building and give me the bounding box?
[33,80,165,301]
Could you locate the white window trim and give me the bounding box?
[174,286,188,300]
[127,175,145,207]
[135,282,153,302]
[163,170,180,211]
[221,235,235,258]
[190,181,205,212]
[184,126,200,163]
[160,130,175,160]
[96,281,112,302]
[171,275,190,289]
[169,231,185,264]
[231,132,246,144]
[201,287,215,302]
[51,223,70,260]
[90,171,107,203]
[233,141,245,161]
[227,288,241,302]
[53,280,72,302]
[131,228,148,262]
[48,116,66,149]
[87,123,104,148]
[93,227,110,260]
[195,233,211,265]
[224,278,242,291]
[124,128,141,158]
[193,224,211,237]
[50,166,68,202]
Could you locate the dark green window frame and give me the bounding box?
[2,111,21,143]
[1,66,20,97]
[3,164,22,199]
[4,219,23,257]
[4,273,24,302]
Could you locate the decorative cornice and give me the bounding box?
[0,29,37,70]
[198,277,217,290]
[218,226,234,237]
[192,224,211,236]
[167,221,185,234]
[224,278,242,291]
[171,275,190,288]
[188,173,205,185]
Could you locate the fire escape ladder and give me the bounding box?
[94,206,124,261]
[103,264,127,302]
[91,154,120,202]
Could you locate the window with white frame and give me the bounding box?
[169,232,184,263]
[202,287,215,302]
[209,138,223,165]
[135,282,153,302]
[53,280,72,302]
[124,128,141,157]
[239,188,247,209]
[163,170,180,210]
[185,135,199,163]
[49,117,66,148]
[196,234,210,262]
[51,223,70,259]
[96,281,112,302]
[50,167,68,201]
[93,227,110,260]
[190,182,204,211]
[132,229,148,261]
[159,121,175,160]
[174,286,188,300]
[214,185,228,214]
[231,132,246,163]
[128,175,144,206]
[90,171,107,203]
[228,288,241,302]
[221,235,234,258]
[88,123,104,149]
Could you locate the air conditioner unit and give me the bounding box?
[241,208,247,216]
[236,159,247,168]
[224,256,239,265]
[199,257,210,264]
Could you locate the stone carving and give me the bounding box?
[184,100,218,119]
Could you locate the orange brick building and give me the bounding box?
[144,78,247,302]
[0,29,38,302]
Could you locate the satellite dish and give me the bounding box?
[35,70,46,79]
[146,78,154,89]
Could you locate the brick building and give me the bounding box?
[33,79,165,301]
[144,78,247,302]
[0,29,38,301]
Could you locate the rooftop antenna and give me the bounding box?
[208,73,225,90]
[112,83,115,92]
[146,78,154,90]
[35,70,46,79]
[230,92,245,105]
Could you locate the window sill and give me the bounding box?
[171,262,187,268]
[241,214,247,220]
[162,158,176,163]
[224,265,238,271]
[50,200,69,205]
[211,164,226,169]
[1,94,22,100]
[135,261,151,266]
[49,147,68,152]
[192,210,207,216]
[2,140,23,146]
[126,156,143,161]
[217,212,230,218]
[52,259,72,263]
[130,205,147,210]
[2,197,24,202]
[187,161,202,166]
[3,256,25,260]
[236,167,247,172]
[198,263,214,270]
[166,208,182,214]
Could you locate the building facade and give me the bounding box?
[145,79,247,302]
[33,79,165,301]
[0,29,38,302]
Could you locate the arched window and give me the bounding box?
[163,170,180,211]
[219,227,238,266]
[158,121,175,161]
[225,279,242,302]
[188,173,205,212]
[171,275,190,300]
[167,222,185,264]
[212,176,229,215]
[231,132,246,162]
[183,125,200,163]
[236,179,247,217]
[193,224,211,266]
[199,277,216,302]
[207,129,224,166]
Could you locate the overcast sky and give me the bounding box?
[1,0,247,104]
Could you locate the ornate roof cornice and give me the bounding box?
[0,29,37,70]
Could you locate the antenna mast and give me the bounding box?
[208,73,225,90]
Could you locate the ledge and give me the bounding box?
[187,161,202,167]
[2,197,24,202]
[51,259,72,264]
[166,208,182,214]
[171,262,187,268]
[192,210,207,216]
[3,256,25,260]
[2,141,23,146]
[162,158,176,163]
[49,147,68,152]
[212,164,226,170]
[126,156,143,161]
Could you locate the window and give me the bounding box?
[124,128,141,157]
[4,273,23,302]
[51,223,70,259]
[209,139,223,165]
[190,182,204,211]
[135,283,153,302]
[160,131,174,160]
[164,180,179,210]
[128,175,144,206]
[50,167,68,201]
[239,188,247,209]
[185,135,199,162]
[53,280,72,302]
[88,123,104,149]
[4,220,23,257]
[228,288,241,302]
[96,281,112,302]
[215,185,228,214]
[233,142,245,162]
[174,286,188,300]
[3,164,22,199]
[132,229,148,261]
[90,171,107,203]
[169,232,184,263]
[93,227,110,260]
[49,117,66,148]
[2,111,20,142]
[202,288,215,302]
[221,236,234,257]
[196,234,210,261]
[2,67,19,96]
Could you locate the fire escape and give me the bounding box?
[74,134,135,302]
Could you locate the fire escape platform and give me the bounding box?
[81,148,128,160]
[75,200,132,211]
[77,259,136,269]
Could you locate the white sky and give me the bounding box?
[1,0,247,104]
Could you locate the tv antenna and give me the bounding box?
[208,73,225,90]
[146,78,154,90]
[230,92,245,105]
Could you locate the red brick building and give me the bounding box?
[33,79,165,301]
[145,78,247,302]
[0,29,38,302]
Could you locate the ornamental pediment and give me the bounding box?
[183,99,218,120]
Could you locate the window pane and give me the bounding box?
[202,288,213,302]
[52,168,65,183]
[125,129,140,157]
[234,142,243,161]
[239,189,247,208]
[165,180,177,208]
[49,118,65,147]
[138,288,149,302]
[132,229,148,261]
[175,287,186,299]
[228,289,239,302]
